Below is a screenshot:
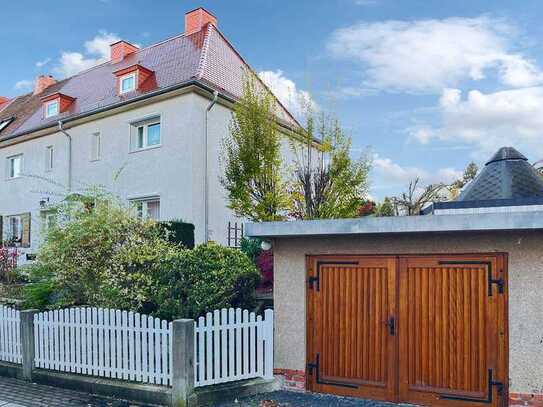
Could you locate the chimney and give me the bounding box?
[110,40,139,63]
[34,75,56,95]
[185,7,217,35]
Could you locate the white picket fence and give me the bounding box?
[0,306,21,364]
[34,308,173,385]
[194,308,273,387]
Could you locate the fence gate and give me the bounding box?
[307,254,508,407]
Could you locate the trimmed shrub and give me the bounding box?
[158,220,195,248]
[148,244,261,320]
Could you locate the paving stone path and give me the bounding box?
[216,390,403,407]
[0,376,145,407]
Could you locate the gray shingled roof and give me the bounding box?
[457,147,543,201]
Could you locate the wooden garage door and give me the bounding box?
[306,257,398,400]
[306,254,508,407]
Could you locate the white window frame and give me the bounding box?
[130,117,161,152]
[6,215,22,244]
[45,99,60,118]
[90,132,101,161]
[130,197,161,220]
[45,146,54,172]
[119,72,137,94]
[7,154,23,179]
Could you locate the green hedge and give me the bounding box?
[158,220,195,248]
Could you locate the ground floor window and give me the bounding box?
[2,213,31,247]
[130,197,160,220]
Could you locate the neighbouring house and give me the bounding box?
[0,7,315,258]
[246,146,543,406]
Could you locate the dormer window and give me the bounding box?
[45,100,59,118]
[0,117,14,133]
[113,64,155,96]
[120,73,136,94]
[41,92,75,119]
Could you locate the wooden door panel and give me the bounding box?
[399,255,506,407]
[307,257,397,401]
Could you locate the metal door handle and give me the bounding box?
[386,317,396,336]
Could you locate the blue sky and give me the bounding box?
[3,0,543,199]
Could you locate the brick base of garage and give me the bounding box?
[274,369,306,391]
[510,393,543,406]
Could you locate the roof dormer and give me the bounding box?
[41,92,76,119]
[113,64,155,95]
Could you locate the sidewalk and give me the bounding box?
[0,376,147,407]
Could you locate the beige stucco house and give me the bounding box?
[0,7,311,258]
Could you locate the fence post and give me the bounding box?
[264,309,274,380]
[20,309,38,381]
[171,319,195,407]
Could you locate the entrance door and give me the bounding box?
[306,254,508,407]
[306,257,398,401]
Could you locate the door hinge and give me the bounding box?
[307,361,317,375]
[489,270,505,295]
[441,369,504,403]
[308,275,319,290]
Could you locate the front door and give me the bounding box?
[306,254,508,407]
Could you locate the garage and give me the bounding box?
[246,148,543,406]
[306,254,507,406]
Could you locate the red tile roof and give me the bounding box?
[0,25,300,142]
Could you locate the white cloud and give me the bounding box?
[258,70,316,119]
[36,58,51,68]
[327,16,543,93]
[373,154,461,188]
[54,31,120,78]
[14,79,34,91]
[411,86,543,159]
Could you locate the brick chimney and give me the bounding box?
[34,75,56,95]
[185,8,217,35]
[110,40,139,63]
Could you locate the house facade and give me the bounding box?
[0,8,308,256]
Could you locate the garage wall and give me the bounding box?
[272,230,543,395]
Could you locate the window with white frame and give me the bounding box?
[120,73,136,94]
[45,100,59,118]
[45,146,54,171]
[8,215,22,244]
[7,154,22,179]
[90,132,101,161]
[5,213,30,247]
[131,197,160,220]
[130,117,161,151]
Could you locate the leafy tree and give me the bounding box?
[289,109,371,219]
[393,178,446,215]
[221,74,289,221]
[449,162,479,198]
[376,197,395,217]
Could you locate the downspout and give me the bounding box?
[58,120,72,192]
[204,90,219,244]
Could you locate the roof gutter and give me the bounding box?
[58,120,72,191]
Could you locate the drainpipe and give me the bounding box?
[204,90,219,244]
[58,120,72,192]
